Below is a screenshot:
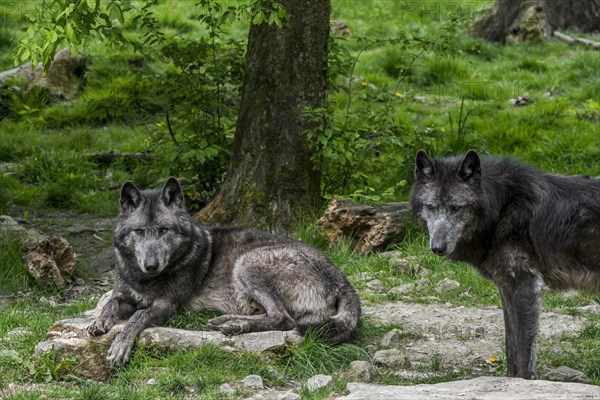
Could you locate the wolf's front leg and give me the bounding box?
[107,300,177,366]
[87,296,135,336]
[498,274,543,379]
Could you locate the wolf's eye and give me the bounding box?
[449,205,461,213]
[425,204,436,212]
[158,227,169,235]
[134,228,145,235]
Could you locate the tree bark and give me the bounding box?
[195,0,330,234]
[469,0,600,43]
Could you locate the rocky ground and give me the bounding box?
[2,210,600,399]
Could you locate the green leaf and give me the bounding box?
[48,30,58,43]
[109,3,124,25]
[64,22,76,43]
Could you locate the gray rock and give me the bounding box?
[343,360,374,383]
[415,265,432,276]
[380,329,407,347]
[2,327,33,341]
[337,377,600,400]
[393,370,442,380]
[389,283,416,295]
[416,277,430,287]
[306,374,333,392]
[366,279,385,293]
[435,278,460,293]
[544,366,590,384]
[242,374,264,389]
[372,349,407,368]
[220,383,235,394]
[577,302,600,315]
[34,292,303,381]
[278,393,301,400]
[244,390,301,400]
[353,272,373,281]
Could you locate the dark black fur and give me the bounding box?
[411,150,600,379]
[88,178,360,366]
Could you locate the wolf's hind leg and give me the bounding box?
[498,273,543,380]
[208,290,295,335]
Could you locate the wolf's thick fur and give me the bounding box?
[87,178,360,366]
[410,150,600,379]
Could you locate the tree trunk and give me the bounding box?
[469,0,600,43]
[195,0,330,234]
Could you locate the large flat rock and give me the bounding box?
[337,377,600,400]
[34,291,302,381]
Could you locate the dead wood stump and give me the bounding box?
[318,198,411,254]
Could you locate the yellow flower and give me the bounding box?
[361,81,369,87]
[395,92,403,97]
[489,355,498,363]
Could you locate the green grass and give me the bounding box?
[539,315,600,385]
[0,0,599,397]
[0,233,32,294]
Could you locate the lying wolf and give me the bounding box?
[87,177,361,366]
[410,149,600,379]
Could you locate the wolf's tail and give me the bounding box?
[328,285,361,344]
[299,285,361,344]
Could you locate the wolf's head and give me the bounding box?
[410,150,483,257]
[114,177,195,277]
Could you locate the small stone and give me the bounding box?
[560,289,580,299]
[473,326,485,338]
[577,302,600,315]
[435,278,460,293]
[366,279,385,293]
[278,392,301,400]
[378,250,403,259]
[373,349,407,368]
[343,360,374,383]
[415,265,432,276]
[353,272,373,281]
[2,327,33,341]
[242,374,264,389]
[416,277,429,286]
[220,383,235,394]
[544,366,590,384]
[306,374,333,392]
[389,283,416,295]
[380,329,407,347]
[146,378,157,385]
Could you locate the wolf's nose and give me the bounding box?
[431,244,447,256]
[145,260,159,273]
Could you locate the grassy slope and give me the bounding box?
[0,0,599,398]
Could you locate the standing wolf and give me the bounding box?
[410,149,600,379]
[87,177,360,366]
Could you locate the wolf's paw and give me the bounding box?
[208,316,251,336]
[106,337,134,366]
[87,318,115,336]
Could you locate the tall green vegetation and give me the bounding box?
[1,0,596,212]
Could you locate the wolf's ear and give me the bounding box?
[415,149,435,180]
[161,177,184,208]
[458,150,481,183]
[120,181,142,211]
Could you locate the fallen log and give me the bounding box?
[554,31,600,50]
[319,198,412,254]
